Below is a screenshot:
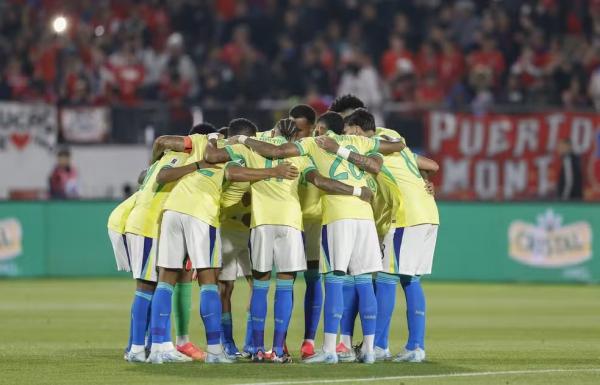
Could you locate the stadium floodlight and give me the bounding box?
[52,16,68,34]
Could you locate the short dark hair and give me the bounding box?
[228,118,257,137]
[189,122,217,135]
[329,94,365,114]
[217,126,229,138]
[57,147,71,157]
[344,108,376,132]
[317,111,344,135]
[289,104,316,125]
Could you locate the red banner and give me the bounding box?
[426,111,600,201]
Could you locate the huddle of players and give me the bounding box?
[107,94,439,365]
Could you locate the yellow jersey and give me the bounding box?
[226,136,316,230]
[220,181,251,232]
[299,182,322,222]
[218,138,251,232]
[107,192,138,233]
[257,129,274,139]
[125,151,189,238]
[379,142,439,226]
[371,171,402,239]
[162,134,229,228]
[294,133,380,225]
[366,128,404,236]
[376,127,402,140]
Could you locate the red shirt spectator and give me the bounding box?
[438,40,465,90]
[107,48,145,105]
[468,36,506,81]
[31,42,58,86]
[49,149,79,200]
[414,42,439,79]
[511,46,545,87]
[220,25,255,73]
[380,35,414,79]
[112,63,144,104]
[4,59,30,99]
[416,74,445,106]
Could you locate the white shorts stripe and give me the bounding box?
[382,224,438,276]
[319,219,382,276]
[108,229,131,272]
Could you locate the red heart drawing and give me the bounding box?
[10,133,31,150]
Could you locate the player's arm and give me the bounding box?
[155,161,212,184]
[304,169,373,203]
[346,152,382,174]
[377,137,406,155]
[225,162,299,182]
[416,155,439,196]
[315,136,383,174]
[204,138,232,163]
[416,155,439,175]
[229,136,301,159]
[151,135,187,162]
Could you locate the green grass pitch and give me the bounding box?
[0,278,598,385]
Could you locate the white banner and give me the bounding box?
[60,106,110,143]
[0,102,57,151]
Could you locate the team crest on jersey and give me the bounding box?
[508,209,592,268]
[0,218,22,261]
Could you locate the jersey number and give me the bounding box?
[329,145,364,181]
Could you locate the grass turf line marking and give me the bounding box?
[233,368,600,385]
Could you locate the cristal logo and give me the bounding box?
[0,218,22,261]
[508,210,592,268]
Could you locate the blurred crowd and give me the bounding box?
[2,0,600,113]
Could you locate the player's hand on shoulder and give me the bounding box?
[425,181,435,196]
[360,186,373,203]
[227,135,241,145]
[274,162,299,180]
[315,136,339,153]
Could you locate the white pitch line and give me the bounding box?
[232,368,600,385]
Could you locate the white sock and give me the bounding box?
[304,339,314,346]
[176,335,189,346]
[362,335,375,354]
[323,333,337,353]
[207,344,222,355]
[130,344,145,354]
[340,334,352,348]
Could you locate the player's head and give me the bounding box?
[189,122,217,135]
[344,108,375,136]
[57,147,71,167]
[277,118,299,142]
[315,111,344,136]
[218,126,229,138]
[228,118,258,137]
[329,94,365,117]
[289,104,316,139]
